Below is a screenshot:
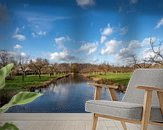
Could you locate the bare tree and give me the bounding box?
[0,50,9,66]
[127,54,152,69]
[149,39,163,65]
[16,54,29,81]
[126,54,140,69]
[29,58,49,79]
[49,63,58,76]
[98,63,109,74]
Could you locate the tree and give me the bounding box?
[29,58,49,79]
[0,50,9,67]
[149,39,163,65]
[127,54,152,69]
[16,53,29,81]
[98,63,110,74]
[71,63,79,74]
[48,63,58,76]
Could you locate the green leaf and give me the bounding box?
[0,80,5,90]
[0,123,19,130]
[0,92,42,113]
[0,63,14,89]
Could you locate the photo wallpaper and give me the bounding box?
[0,0,163,113]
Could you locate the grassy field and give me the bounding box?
[4,72,131,91]
[88,72,132,86]
[4,74,64,91]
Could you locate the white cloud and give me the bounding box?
[116,37,160,63]
[130,0,138,4]
[20,11,70,32]
[13,27,26,41]
[14,44,22,49]
[76,0,95,7]
[101,40,122,55]
[155,18,163,29]
[15,27,20,34]
[32,31,47,37]
[13,34,26,41]
[101,25,113,36]
[79,42,97,55]
[20,52,26,57]
[54,36,70,50]
[50,51,76,62]
[100,24,113,43]
[100,36,107,44]
[141,37,156,46]
[119,27,128,35]
[55,36,69,45]
[142,48,155,59]
[32,33,36,37]
[117,40,141,59]
[141,39,163,60]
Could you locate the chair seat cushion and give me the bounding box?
[85,100,163,122]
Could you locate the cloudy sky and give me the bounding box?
[0,0,163,64]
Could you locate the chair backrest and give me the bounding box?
[122,69,163,107]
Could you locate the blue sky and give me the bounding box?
[0,0,163,65]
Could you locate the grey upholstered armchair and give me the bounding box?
[85,69,163,130]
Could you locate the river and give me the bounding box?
[7,74,124,113]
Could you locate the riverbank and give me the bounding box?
[82,72,131,92]
[0,74,71,107]
[4,74,70,91]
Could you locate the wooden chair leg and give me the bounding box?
[121,121,127,130]
[108,88,118,101]
[92,114,98,130]
[92,87,101,130]
[157,91,163,114]
[141,90,153,130]
[94,87,101,100]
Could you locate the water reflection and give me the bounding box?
[7,75,123,113]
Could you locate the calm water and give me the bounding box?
[7,75,124,113]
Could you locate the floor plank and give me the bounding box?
[0,113,139,130]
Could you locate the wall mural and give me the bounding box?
[0,0,163,114]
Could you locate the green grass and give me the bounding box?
[5,74,64,91]
[89,72,132,86]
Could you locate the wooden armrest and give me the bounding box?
[88,82,118,101]
[137,86,163,92]
[87,82,118,89]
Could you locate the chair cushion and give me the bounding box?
[85,100,163,122]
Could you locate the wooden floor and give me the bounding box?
[0,113,140,130]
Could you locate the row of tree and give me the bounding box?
[0,39,162,81]
[0,51,132,79]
